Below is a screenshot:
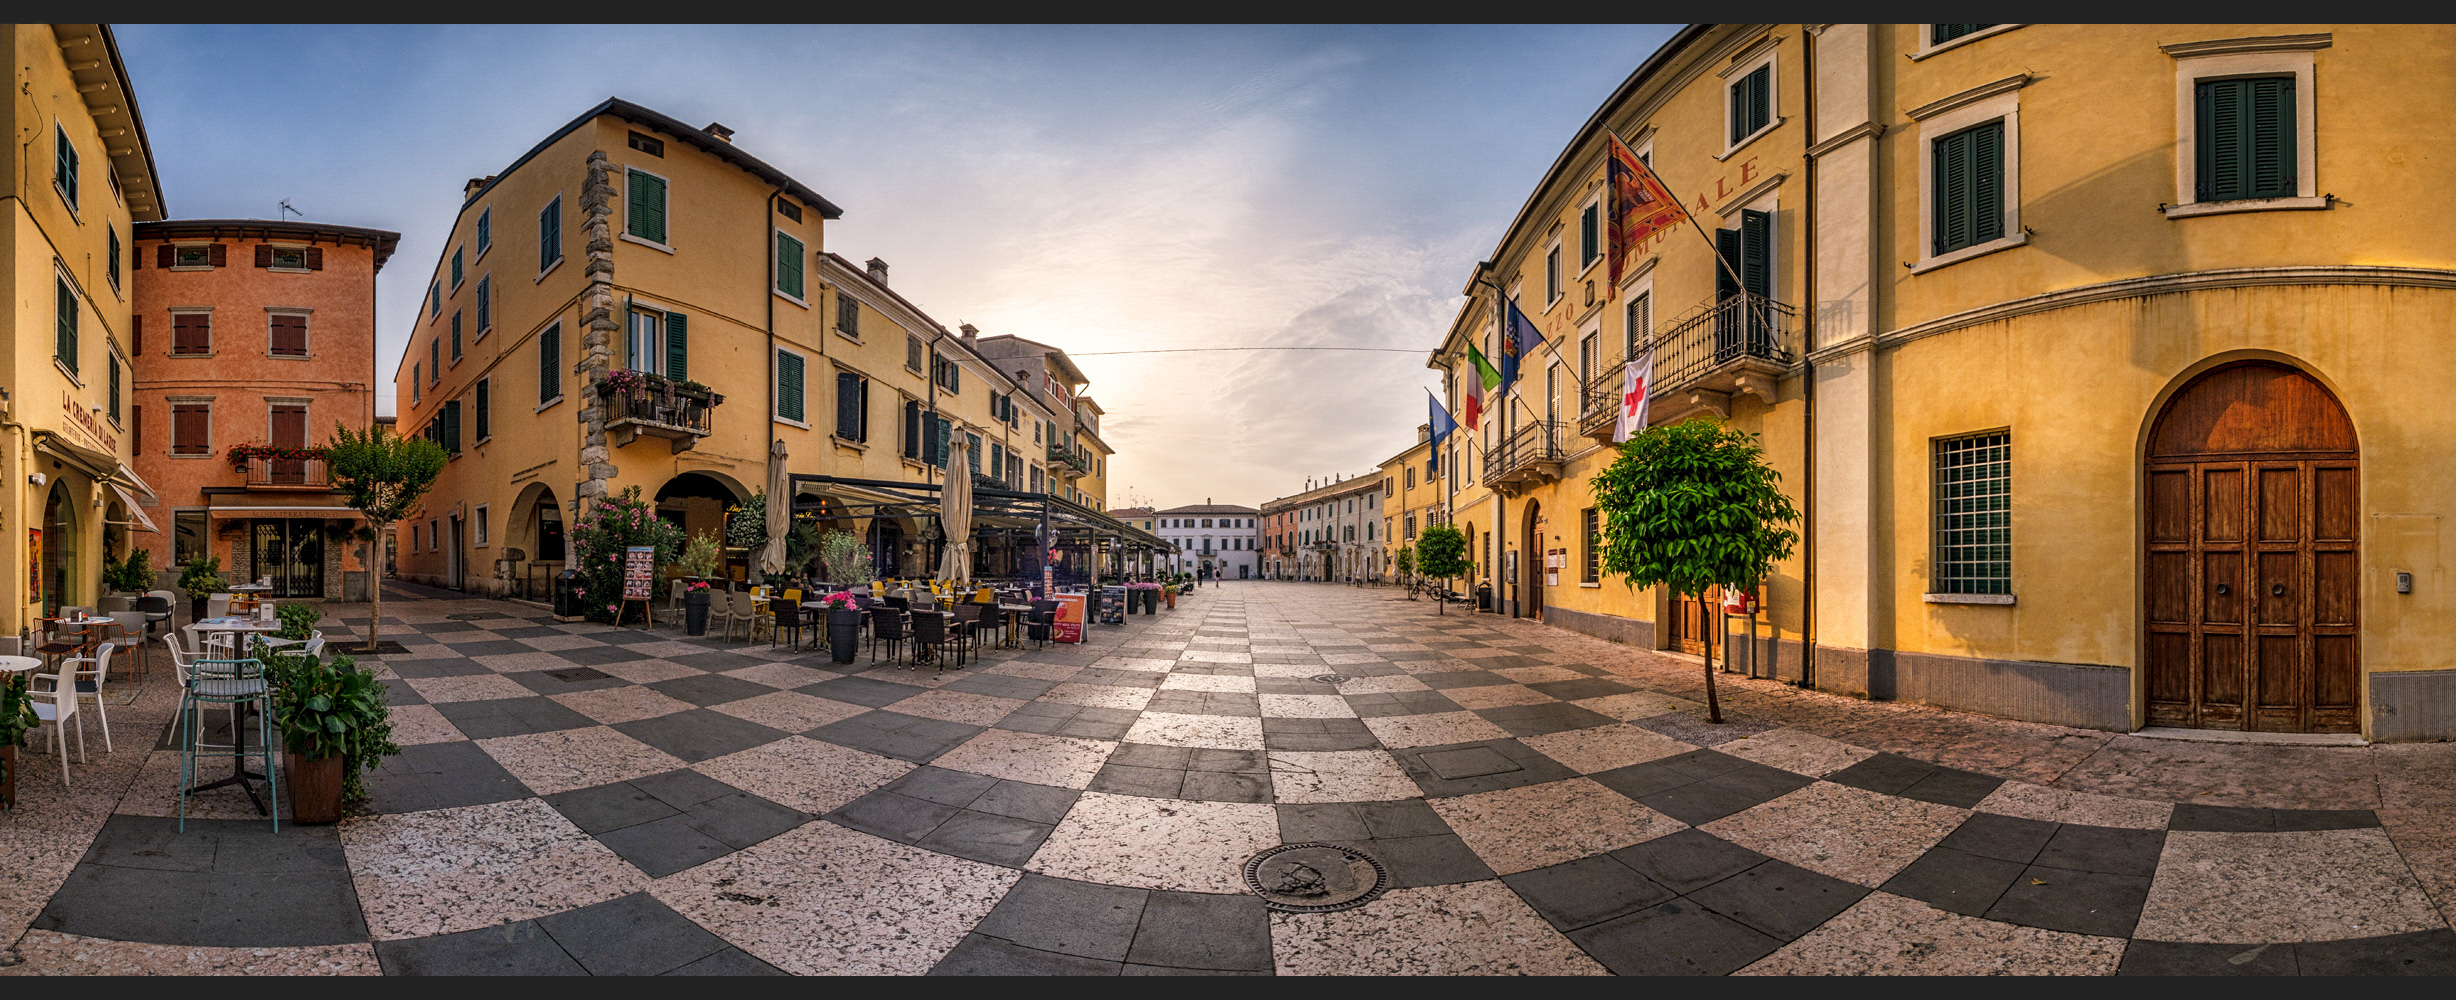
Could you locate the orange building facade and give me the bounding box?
[128,219,399,600]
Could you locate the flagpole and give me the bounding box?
[1609,129,1751,299]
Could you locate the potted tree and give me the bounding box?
[677,531,724,635]
[180,556,228,623]
[271,653,401,822]
[1415,525,1467,617]
[325,424,448,654]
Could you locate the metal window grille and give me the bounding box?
[1933,432,2011,594]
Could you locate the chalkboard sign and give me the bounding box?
[623,546,656,600]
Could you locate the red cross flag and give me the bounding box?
[1616,352,1652,443]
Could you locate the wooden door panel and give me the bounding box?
[2313,550,2357,626]
[2314,466,2357,542]
[2201,551,2242,624]
[2147,552,2191,623]
[2256,551,2299,625]
[2203,467,2245,542]
[2202,632,2244,711]
[2147,630,2193,706]
[2314,634,2358,710]
[2257,466,2301,542]
[2255,634,2301,710]
[2148,469,2191,543]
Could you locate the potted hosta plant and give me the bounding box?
[821,591,862,663]
[180,555,228,623]
[683,581,715,636]
[271,653,401,823]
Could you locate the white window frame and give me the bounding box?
[2166,46,2324,219]
[266,307,313,359]
[1911,89,2026,274]
[171,244,214,271]
[1624,276,1655,360]
[1910,24,2024,61]
[1719,44,1783,159]
[626,305,665,375]
[265,242,312,273]
[622,165,676,253]
[169,306,215,358]
[474,503,491,548]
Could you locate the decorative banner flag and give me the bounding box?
[1606,134,1686,297]
[1429,392,1458,447]
[1615,351,1653,443]
[1463,344,1500,427]
[1500,298,1544,391]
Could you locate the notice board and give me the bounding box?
[1052,593,1086,643]
[622,546,656,600]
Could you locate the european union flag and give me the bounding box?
[1500,297,1544,390]
[1429,392,1457,446]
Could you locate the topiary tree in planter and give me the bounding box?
[1590,417,1800,724]
[1414,524,1468,616]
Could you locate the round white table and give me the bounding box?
[0,655,42,675]
[187,618,284,656]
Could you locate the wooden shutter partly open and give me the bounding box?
[208,243,227,267]
[256,244,274,268]
[665,312,688,380]
[157,245,174,269]
[306,247,324,270]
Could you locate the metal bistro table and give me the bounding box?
[996,604,1033,649]
[182,617,287,814]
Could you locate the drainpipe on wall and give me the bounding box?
[765,186,782,527]
[1799,24,1819,689]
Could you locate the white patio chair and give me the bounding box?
[27,666,85,786]
[57,642,117,753]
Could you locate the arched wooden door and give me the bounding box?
[2145,362,2358,733]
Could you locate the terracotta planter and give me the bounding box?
[285,751,345,823]
[0,745,15,809]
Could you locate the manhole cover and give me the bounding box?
[1243,843,1389,913]
[1311,673,1351,684]
[545,667,612,682]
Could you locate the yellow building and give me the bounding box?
[393,99,1150,597]
[1376,425,1443,583]
[3,25,165,625]
[1425,24,2456,740]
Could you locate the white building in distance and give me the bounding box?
[1155,502,1260,580]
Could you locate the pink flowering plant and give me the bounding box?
[569,485,685,624]
[821,591,858,610]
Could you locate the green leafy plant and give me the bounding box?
[677,530,725,579]
[1415,524,1468,615]
[327,424,448,650]
[104,548,154,593]
[783,520,824,578]
[0,674,36,795]
[1590,417,1801,723]
[726,493,768,552]
[179,555,228,600]
[569,486,685,623]
[817,529,875,585]
[275,602,322,641]
[268,653,402,812]
[1395,545,1416,598]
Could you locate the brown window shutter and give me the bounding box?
[174,314,210,354]
[173,405,207,454]
[131,405,142,453]
[271,406,307,447]
[306,247,324,270]
[157,245,173,268]
[208,243,227,267]
[132,245,143,269]
[272,315,307,356]
[254,244,272,268]
[132,315,143,354]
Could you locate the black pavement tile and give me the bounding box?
[918,810,1059,867]
[1414,669,1512,690]
[631,768,738,810]
[1277,802,1370,842]
[882,766,999,807]
[1263,718,1380,751]
[931,935,1124,975]
[1255,677,1338,695]
[549,644,653,665]
[1187,748,1267,773]
[2293,929,2456,975]
[647,672,777,707]
[1370,833,1496,888]
[1346,691,1463,718]
[1880,846,2026,916]
[1898,768,2006,808]
[2117,939,2300,976]
[365,739,532,813]
[1986,865,2152,937]
[665,947,789,975]
[971,781,1080,825]
[79,813,215,870]
[1108,742,1193,769]
[376,921,587,975]
[667,650,764,673]
[828,788,963,843]
[434,696,596,739]
[380,677,427,705]
[506,668,628,696]
[1938,812,2058,864]
[1630,710,1779,747]
[595,814,737,877]
[1090,764,1184,798]
[615,709,791,763]
[1568,899,1783,976]
[1687,858,1867,940]
[414,620,485,633]
[1474,702,1618,738]
[683,790,807,849]
[970,874,1148,961]
[1071,668,1163,688]
[488,626,564,639]
[1378,650,1446,661]
[806,710,982,763]
[388,658,491,679]
[592,628,679,645]
[2272,808,2383,832]
[1503,855,1674,932]
[1526,677,1636,701]
[1630,764,1816,826]
[35,865,212,943]
[1357,798,1453,839]
[1126,891,1274,972]
[534,892,729,976]
[1610,829,1771,895]
[546,781,683,835]
[1589,748,1755,800]
[1395,739,1577,796]
[1179,770,1271,804]
[1054,708,1141,741]
[444,639,538,658]
[945,673,1060,701]
[1826,752,2003,808]
[2168,803,2275,832]
[2034,824,2165,876]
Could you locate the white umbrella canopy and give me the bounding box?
[760,438,790,576]
[936,436,973,587]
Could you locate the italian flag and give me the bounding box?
[1464,344,1502,429]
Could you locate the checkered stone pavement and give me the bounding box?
[12,582,2456,974]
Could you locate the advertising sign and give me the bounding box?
[1052,593,1086,643]
[622,546,656,600]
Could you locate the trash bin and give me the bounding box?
[1475,583,1493,612]
[554,569,586,620]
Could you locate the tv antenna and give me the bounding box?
[278,199,303,221]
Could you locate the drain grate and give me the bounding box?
[1243,843,1389,913]
[1310,673,1351,684]
[544,667,612,682]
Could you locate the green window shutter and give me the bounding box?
[445,400,462,453]
[628,170,667,244]
[1931,24,1995,44]
[477,209,491,253]
[539,323,560,405]
[777,233,805,299]
[539,198,562,272]
[777,350,805,423]
[1730,66,1770,145]
[1740,209,1772,297]
[2201,77,2296,202]
[835,371,860,438]
[1714,228,1742,301]
[967,433,982,475]
[55,279,78,372]
[109,355,121,421]
[1932,121,2004,255]
[1579,206,1598,264]
[665,312,688,380]
[476,379,490,440]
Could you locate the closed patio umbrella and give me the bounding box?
[760,438,790,577]
[936,436,973,587]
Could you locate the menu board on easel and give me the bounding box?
[622,546,655,600]
[1052,594,1086,643]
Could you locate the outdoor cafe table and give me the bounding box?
[997,604,1032,649]
[179,622,283,815]
[39,615,116,668]
[187,617,285,657]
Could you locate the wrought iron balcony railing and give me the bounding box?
[1481,419,1564,490]
[245,456,329,490]
[599,375,721,454]
[1577,290,1800,440]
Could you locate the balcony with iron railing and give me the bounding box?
[1048,441,1089,476]
[1578,290,1799,441]
[597,371,723,454]
[242,455,329,490]
[1481,420,1564,494]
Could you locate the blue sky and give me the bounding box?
[115,23,1679,508]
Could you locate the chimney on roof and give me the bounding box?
[704,122,734,143]
[866,257,889,286]
[464,176,494,199]
[960,323,979,349]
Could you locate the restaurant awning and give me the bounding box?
[788,474,1172,552]
[106,484,159,533]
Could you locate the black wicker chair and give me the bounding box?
[908,611,958,672]
[769,599,814,650]
[1027,600,1059,648]
[869,606,906,666]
